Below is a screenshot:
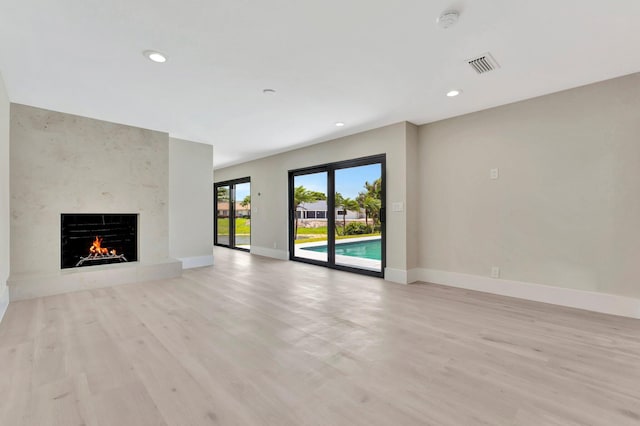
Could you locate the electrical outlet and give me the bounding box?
[273,242,277,249]
[491,266,500,278]
[490,168,499,180]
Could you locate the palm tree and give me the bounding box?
[357,193,381,228]
[363,178,382,228]
[238,195,251,221]
[335,192,345,233]
[335,192,359,234]
[217,186,229,202]
[357,178,382,228]
[216,187,230,220]
[364,178,382,199]
[293,186,325,240]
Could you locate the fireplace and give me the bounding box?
[61,214,138,269]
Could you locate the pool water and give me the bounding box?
[301,239,381,260]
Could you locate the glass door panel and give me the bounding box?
[215,178,250,251]
[216,185,231,246]
[334,163,383,273]
[235,182,251,250]
[292,171,328,263]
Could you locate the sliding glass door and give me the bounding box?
[292,170,328,263]
[334,163,383,272]
[289,155,385,277]
[214,177,251,251]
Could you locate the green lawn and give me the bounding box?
[217,218,251,235]
[217,220,379,243]
[297,226,379,235]
[297,226,329,235]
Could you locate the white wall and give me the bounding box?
[9,104,181,299]
[3,69,634,314]
[405,123,419,273]
[215,122,417,281]
[214,72,640,317]
[0,72,10,321]
[418,72,640,300]
[169,138,214,268]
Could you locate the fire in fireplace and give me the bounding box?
[75,236,129,267]
[61,214,138,269]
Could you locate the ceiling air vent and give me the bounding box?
[467,53,500,74]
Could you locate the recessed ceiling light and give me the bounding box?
[335,122,345,127]
[446,89,462,97]
[263,89,276,94]
[143,50,167,63]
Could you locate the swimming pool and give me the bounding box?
[300,239,381,260]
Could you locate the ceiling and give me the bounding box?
[1,1,639,168]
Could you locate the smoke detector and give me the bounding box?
[437,10,460,29]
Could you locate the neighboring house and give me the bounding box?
[217,202,250,218]
[297,200,360,220]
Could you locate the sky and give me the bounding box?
[294,163,381,199]
[235,182,250,201]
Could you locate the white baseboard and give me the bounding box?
[8,259,183,301]
[250,246,289,260]
[384,268,408,284]
[407,268,421,284]
[0,284,9,324]
[179,255,214,269]
[413,268,640,319]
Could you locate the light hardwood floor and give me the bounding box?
[1,248,639,425]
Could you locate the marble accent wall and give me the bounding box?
[0,72,10,319]
[9,104,178,297]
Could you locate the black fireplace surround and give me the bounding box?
[61,214,138,269]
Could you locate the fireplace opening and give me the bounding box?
[61,214,138,269]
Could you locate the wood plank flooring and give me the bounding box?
[1,247,639,425]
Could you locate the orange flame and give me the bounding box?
[89,236,109,255]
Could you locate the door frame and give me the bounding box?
[288,154,386,278]
[214,177,251,252]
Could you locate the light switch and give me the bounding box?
[490,168,499,180]
[491,266,500,278]
[392,202,404,212]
